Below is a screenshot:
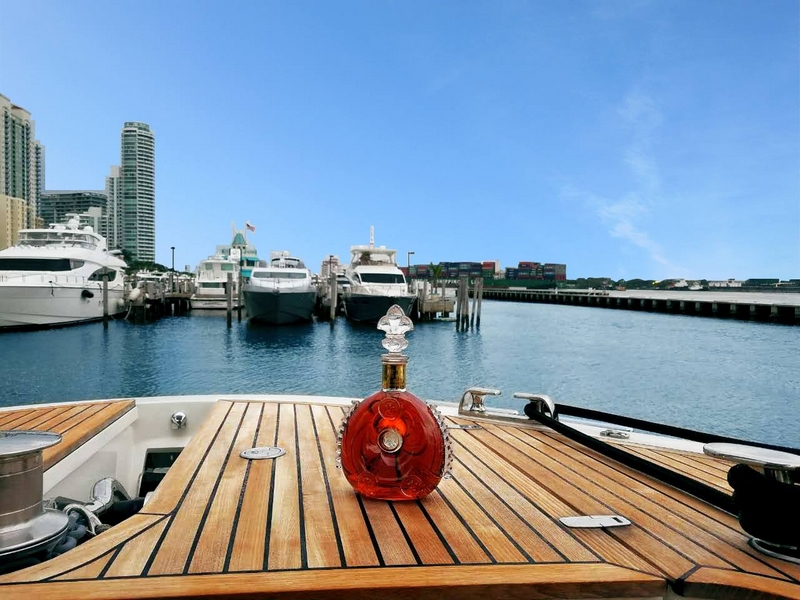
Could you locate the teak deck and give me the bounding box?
[0,400,135,469]
[1,398,798,599]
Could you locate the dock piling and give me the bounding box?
[329,268,337,322]
[237,271,243,322]
[102,273,109,329]
[226,272,233,328]
[476,278,483,328]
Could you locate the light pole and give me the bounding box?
[170,246,175,293]
[407,250,415,292]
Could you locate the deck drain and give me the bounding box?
[240,446,286,460]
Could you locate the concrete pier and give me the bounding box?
[480,288,800,325]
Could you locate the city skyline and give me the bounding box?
[1,1,797,278]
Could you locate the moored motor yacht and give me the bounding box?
[342,228,415,323]
[0,221,127,330]
[191,256,240,310]
[243,251,316,324]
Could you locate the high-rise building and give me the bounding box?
[0,94,44,242]
[40,190,108,236]
[105,166,122,250]
[0,195,26,248]
[120,122,155,262]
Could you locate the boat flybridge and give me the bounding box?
[191,255,240,310]
[342,227,416,322]
[243,251,317,324]
[0,221,127,329]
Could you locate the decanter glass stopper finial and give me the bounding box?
[377,304,414,354]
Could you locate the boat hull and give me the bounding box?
[243,287,316,324]
[343,293,415,323]
[0,285,126,330]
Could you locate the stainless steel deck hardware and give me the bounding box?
[514,392,556,419]
[560,515,631,528]
[0,431,70,565]
[599,427,633,440]
[170,411,187,430]
[241,446,286,460]
[457,387,558,427]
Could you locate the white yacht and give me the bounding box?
[243,251,317,324]
[191,256,240,310]
[0,221,127,330]
[341,228,415,323]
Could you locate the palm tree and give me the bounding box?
[430,263,444,296]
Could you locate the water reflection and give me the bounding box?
[0,302,797,446]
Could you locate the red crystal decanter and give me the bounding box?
[337,305,451,500]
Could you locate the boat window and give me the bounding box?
[221,263,234,271]
[70,260,85,269]
[252,271,307,279]
[359,273,405,284]
[201,282,223,288]
[88,269,117,282]
[0,258,74,271]
[204,263,214,270]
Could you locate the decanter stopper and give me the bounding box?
[337,304,451,500]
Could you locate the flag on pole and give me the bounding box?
[245,221,256,233]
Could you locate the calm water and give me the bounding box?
[1,301,798,446]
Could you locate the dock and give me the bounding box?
[126,278,194,323]
[482,288,800,324]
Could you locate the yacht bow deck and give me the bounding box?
[0,398,798,599]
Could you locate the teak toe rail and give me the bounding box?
[0,398,798,599]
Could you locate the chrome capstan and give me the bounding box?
[458,387,557,425]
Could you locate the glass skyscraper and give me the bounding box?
[119,122,155,262]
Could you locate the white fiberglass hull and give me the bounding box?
[0,285,126,329]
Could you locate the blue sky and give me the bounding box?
[1,0,797,279]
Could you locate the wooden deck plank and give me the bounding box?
[49,403,107,435]
[104,517,172,578]
[0,563,666,600]
[619,444,731,493]
[266,403,303,570]
[295,404,341,569]
[30,404,94,433]
[53,551,115,581]
[448,460,564,563]
[188,402,262,574]
[144,401,233,515]
[15,406,71,430]
[436,476,527,563]
[683,567,800,600]
[418,488,492,564]
[0,406,60,429]
[447,422,658,574]
[45,402,134,468]
[0,408,36,427]
[507,426,734,570]
[391,501,455,565]
[451,434,597,563]
[480,424,695,577]
[544,431,798,581]
[227,402,278,572]
[147,402,247,575]
[314,405,380,567]
[0,514,161,583]
[361,498,417,566]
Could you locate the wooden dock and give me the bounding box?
[1,397,798,598]
[482,288,800,324]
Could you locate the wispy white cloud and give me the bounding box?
[562,89,687,277]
